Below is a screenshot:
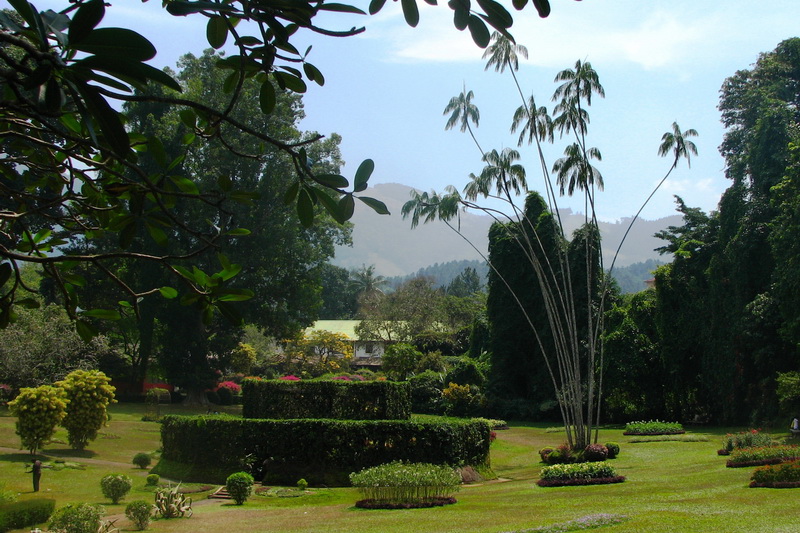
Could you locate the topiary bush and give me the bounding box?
[48,503,104,533]
[583,444,609,462]
[132,452,152,470]
[297,478,308,491]
[605,442,620,459]
[0,499,55,533]
[538,461,625,487]
[100,474,132,504]
[56,369,117,451]
[225,472,254,505]
[125,500,153,531]
[7,385,67,454]
[349,461,460,508]
[145,474,160,487]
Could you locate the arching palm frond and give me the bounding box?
[511,95,553,146]
[659,122,699,167]
[552,143,603,196]
[483,32,528,73]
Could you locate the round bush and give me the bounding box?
[539,447,555,463]
[100,474,132,504]
[145,474,160,486]
[584,444,609,462]
[48,503,104,533]
[225,472,254,505]
[605,442,620,459]
[125,500,153,531]
[132,452,152,470]
[216,386,234,406]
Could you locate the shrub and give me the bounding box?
[56,370,116,451]
[538,461,625,487]
[624,420,684,435]
[125,500,153,531]
[154,485,192,518]
[543,443,577,465]
[242,379,411,420]
[605,442,620,459]
[225,472,254,505]
[157,415,490,486]
[145,474,160,486]
[583,444,609,462]
[100,474,132,504]
[407,371,444,415]
[721,429,774,453]
[216,386,234,406]
[48,503,104,533]
[349,461,460,507]
[442,382,483,417]
[539,447,555,463]
[727,445,800,467]
[132,453,152,470]
[444,357,486,387]
[0,499,55,533]
[750,461,800,487]
[7,385,67,454]
[297,478,308,491]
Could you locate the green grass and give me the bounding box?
[1,405,798,532]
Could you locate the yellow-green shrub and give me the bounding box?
[56,370,116,451]
[7,385,67,454]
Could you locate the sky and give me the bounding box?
[33,0,800,221]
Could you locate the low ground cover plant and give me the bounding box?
[513,514,630,532]
[624,420,684,435]
[349,461,461,509]
[537,461,625,487]
[750,461,800,488]
[719,429,774,455]
[726,445,800,467]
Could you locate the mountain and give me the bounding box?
[332,183,680,277]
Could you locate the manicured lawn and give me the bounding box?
[1,405,796,532]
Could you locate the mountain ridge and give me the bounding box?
[333,183,680,277]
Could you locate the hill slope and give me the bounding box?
[333,183,680,277]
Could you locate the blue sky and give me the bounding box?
[37,0,800,221]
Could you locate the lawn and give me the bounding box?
[1,405,797,532]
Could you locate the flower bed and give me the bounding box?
[750,461,800,488]
[350,462,460,509]
[726,445,800,468]
[537,461,625,487]
[623,420,684,435]
[718,429,774,455]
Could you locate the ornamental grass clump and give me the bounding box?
[750,461,800,487]
[349,461,461,508]
[726,445,800,467]
[719,429,774,455]
[623,420,684,435]
[537,461,625,487]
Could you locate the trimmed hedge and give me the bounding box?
[0,499,55,533]
[155,415,490,486]
[242,379,411,420]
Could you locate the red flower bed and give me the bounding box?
[536,476,626,487]
[355,497,457,509]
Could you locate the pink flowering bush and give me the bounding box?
[217,381,241,394]
[279,375,301,381]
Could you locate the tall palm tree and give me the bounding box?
[483,32,531,120]
[349,265,387,300]
[659,121,699,167]
[443,85,483,154]
[552,59,605,107]
[463,148,527,202]
[551,143,603,196]
[511,95,553,146]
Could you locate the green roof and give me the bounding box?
[306,320,361,340]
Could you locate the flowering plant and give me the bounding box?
[217,381,241,394]
[721,429,773,453]
[279,375,300,381]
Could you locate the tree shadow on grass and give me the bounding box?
[42,447,98,459]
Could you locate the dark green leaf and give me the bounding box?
[315,174,349,189]
[75,82,130,156]
[16,298,40,309]
[118,300,133,308]
[148,136,168,168]
[172,265,195,282]
[217,289,254,302]
[401,0,420,27]
[467,15,490,47]
[297,188,314,227]
[159,287,178,299]
[476,0,512,28]
[273,71,307,93]
[202,306,214,326]
[512,0,527,9]
[69,0,105,44]
[452,0,470,31]
[164,1,236,15]
[169,175,200,195]
[318,3,366,14]
[83,308,121,320]
[180,109,197,129]
[358,196,391,215]
[223,71,240,94]
[147,223,168,246]
[369,0,388,14]
[217,174,233,192]
[217,253,232,271]
[62,273,86,287]
[226,228,251,236]
[71,28,156,61]
[76,320,98,342]
[316,190,345,224]
[532,0,550,17]
[303,62,325,86]
[7,0,36,28]
[0,263,11,288]
[353,159,375,192]
[259,80,276,113]
[284,181,300,205]
[339,194,355,221]
[206,16,228,49]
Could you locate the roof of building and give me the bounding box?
[306,320,361,340]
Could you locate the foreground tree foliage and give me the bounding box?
[56,369,116,451]
[0,0,564,338]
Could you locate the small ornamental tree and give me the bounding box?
[7,385,68,454]
[382,343,423,381]
[100,474,132,504]
[225,472,254,505]
[56,370,116,450]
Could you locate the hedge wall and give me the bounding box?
[155,415,490,486]
[0,499,55,533]
[241,379,411,420]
